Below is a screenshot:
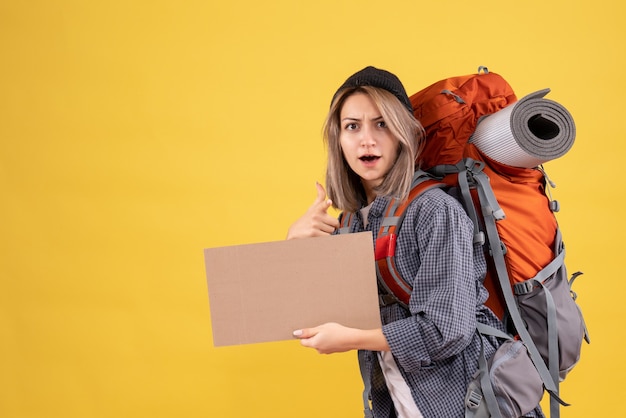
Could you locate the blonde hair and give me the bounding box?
[323,86,425,212]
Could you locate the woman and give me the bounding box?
[288,66,538,417]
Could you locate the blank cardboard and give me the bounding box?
[204,232,381,347]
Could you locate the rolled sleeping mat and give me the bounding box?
[469,89,576,168]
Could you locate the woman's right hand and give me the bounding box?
[286,182,340,239]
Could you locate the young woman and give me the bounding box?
[288,66,540,417]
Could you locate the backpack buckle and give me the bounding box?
[513,280,535,295]
[466,389,483,410]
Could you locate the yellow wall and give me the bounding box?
[0,1,622,417]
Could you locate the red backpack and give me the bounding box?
[339,67,588,418]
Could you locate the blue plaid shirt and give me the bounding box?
[343,188,542,417]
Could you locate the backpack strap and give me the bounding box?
[337,211,354,234]
[337,172,443,307]
[515,257,561,407]
[514,239,566,388]
[428,159,498,246]
[357,350,374,418]
[456,160,486,245]
[465,323,512,418]
[569,271,591,345]
[375,170,445,307]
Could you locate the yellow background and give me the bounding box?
[0,1,622,417]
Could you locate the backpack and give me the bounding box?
[340,67,589,418]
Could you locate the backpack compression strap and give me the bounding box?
[375,171,445,307]
[465,323,514,418]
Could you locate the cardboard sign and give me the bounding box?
[204,232,381,346]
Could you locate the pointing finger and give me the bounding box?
[314,182,327,205]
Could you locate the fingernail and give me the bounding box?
[293,329,302,337]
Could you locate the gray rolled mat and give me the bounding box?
[469,89,576,168]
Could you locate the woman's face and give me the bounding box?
[339,92,399,202]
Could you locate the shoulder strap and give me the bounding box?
[465,323,514,418]
[375,171,445,307]
[337,211,354,234]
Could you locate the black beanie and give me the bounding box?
[332,66,413,114]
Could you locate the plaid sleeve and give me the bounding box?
[381,188,480,373]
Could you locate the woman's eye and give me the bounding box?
[345,123,357,130]
[377,121,387,128]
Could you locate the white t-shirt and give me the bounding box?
[378,352,424,418]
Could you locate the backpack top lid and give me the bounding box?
[410,70,517,170]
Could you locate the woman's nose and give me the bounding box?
[359,125,376,146]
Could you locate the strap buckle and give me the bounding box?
[466,389,483,410]
[513,280,535,296]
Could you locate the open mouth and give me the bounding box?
[359,155,380,162]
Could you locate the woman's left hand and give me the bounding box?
[293,323,390,354]
[293,322,355,354]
